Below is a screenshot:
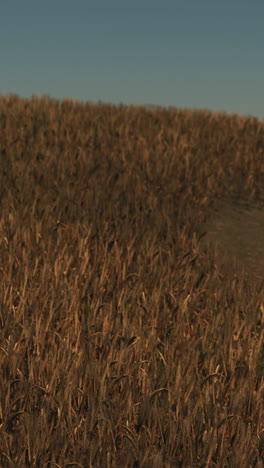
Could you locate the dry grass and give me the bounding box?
[0,93,264,467]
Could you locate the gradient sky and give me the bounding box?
[1,1,264,119]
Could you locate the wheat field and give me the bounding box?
[0,94,264,467]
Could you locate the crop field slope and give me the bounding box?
[0,94,264,467]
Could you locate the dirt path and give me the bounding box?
[198,198,264,287]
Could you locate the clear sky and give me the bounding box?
[1,1,264,119]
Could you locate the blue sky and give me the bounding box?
[1,1,264,118]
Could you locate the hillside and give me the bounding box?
[0,94,264,467]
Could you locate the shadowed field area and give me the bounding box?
[0,94,264,467]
